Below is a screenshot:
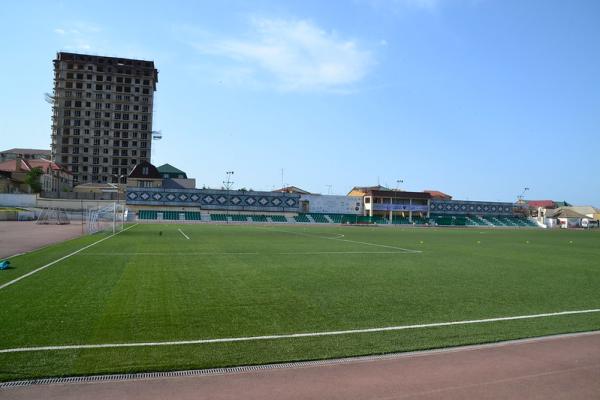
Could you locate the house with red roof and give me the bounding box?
[0,157,72,193]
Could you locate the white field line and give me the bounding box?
[79,251,414,256]
[329,238,422,254]
[1,308,598,354]
[178,228,190,240]
[257,227,422,254]
[0,224,138,291]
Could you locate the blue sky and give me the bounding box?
[1,0,599,205]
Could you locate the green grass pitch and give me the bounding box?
[1,223,599,381]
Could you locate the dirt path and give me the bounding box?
[0,221,84,259]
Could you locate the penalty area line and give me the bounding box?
[0,224,138,291]
[1,308,599,354]
[178,228,190,240]
[257,226,421,254]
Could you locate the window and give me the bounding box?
[142,167,148,175]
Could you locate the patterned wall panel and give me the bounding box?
[430,200,514,215]
[126,188,300,212]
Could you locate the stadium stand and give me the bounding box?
[294,214,311,223]
[249,215,268,222]
[430,215,467,226]
[136,209,538,228]
[308,213,329,223]
[269,215,288,222]
[138,210,158,220]
[184,211,202,221]
[210,214,228,222]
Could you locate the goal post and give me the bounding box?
[86,202,127,234]
[37,207,70,225]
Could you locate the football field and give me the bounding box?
[1,223,599,382]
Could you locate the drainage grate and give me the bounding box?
[1,330,598,389]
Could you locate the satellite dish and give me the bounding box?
[152,130,162,140]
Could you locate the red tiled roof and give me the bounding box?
[423,190,452,199]
[0,158,69,174]
[526,200,555,208]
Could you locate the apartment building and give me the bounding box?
[51,52,158,185]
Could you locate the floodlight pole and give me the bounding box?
[223,171,234,223]
[395,179,403,223]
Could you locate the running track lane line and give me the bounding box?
[178,228,190,240]
[1,308,599,354]
[0,224,139,291]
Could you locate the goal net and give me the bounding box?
[37,207,70,225]
[86,203,127,234]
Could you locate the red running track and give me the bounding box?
[2,331,599,400]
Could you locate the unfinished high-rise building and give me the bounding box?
[51,52,158,185]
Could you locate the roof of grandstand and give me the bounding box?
[423,190,452,200]
[274,186,311,194]
[349,185,390,192]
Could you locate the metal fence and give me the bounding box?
[40,191,121,201]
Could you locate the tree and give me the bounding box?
[25,167,43,193]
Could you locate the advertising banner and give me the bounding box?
[372,204,429,212]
